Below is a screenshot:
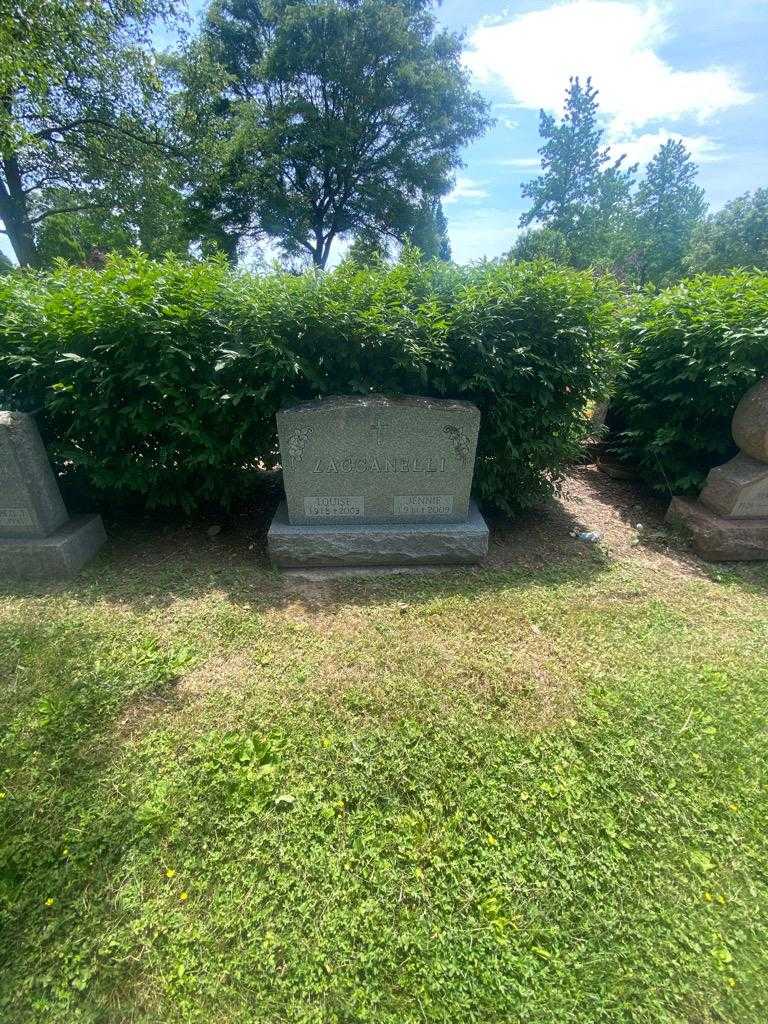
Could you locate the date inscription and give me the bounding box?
[394,495,454,516]
[0,508,36,530]
[304,496,364,518]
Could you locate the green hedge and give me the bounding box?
[611,272,768,494]
[0,252,618,514]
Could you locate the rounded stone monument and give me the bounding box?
[666,378,768,560]
[732,379,768,463]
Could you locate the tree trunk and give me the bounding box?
[0,154,39,267]
[311,224,325,267]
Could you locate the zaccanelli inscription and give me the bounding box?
[310,454,448,474]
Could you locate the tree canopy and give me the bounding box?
[184,0,488,267]
[517,78,716,284]
[1,5,762,278]
[633,139,706,285]
[0,0,181,266]
[519,77,635,269]
[685,188,768,274]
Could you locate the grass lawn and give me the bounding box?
[2,469,768,1023]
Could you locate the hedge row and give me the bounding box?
[611,271,768,494]
[0,252,619,515]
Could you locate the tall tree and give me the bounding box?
[633,139,706,284]
[685,188,768,274]
[519,77,635,268]
[509,227,571,264]
[347,228,389,267]
[406,198,451,260]
[0,0,180,267]
[187,0,488,267]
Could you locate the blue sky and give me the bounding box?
[5,0,767,266]
[436,0,768,262]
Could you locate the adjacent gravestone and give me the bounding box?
[667,379,768,560]
[0,411,106,578]
[268,395,489,567]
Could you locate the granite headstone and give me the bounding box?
[268,395,488,567]
[0,412,106,578]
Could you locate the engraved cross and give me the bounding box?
[371,418,384,446]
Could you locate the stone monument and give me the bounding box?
[666,379,768,560]
[0,411,106,578]
[267,394,489,567]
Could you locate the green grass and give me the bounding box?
[2,544,768,1023]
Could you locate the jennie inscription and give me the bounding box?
[277,395,480,526]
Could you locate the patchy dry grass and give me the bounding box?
[2,484,768,1023]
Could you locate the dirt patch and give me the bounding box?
[86,463,768,629]
[115,680,182,740]
[177,651,257,698]
[486,464,704,578]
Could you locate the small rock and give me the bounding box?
[207,524,222,538]
[576,530,602,543]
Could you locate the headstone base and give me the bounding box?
[268,500,489,568]
[0,514,107,579]
[666,497,768,561]
[699,453,768,518]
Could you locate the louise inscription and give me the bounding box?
[304,496,364,518]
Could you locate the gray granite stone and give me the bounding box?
[732,379,768,463]
[0,411,106,578]
[700,453,768,517]
[268,500,488,567]
[0,514,107,579]
[666,497,768,561]
[0,411,68,537]
[277,395,480,526]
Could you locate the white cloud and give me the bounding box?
[608,129,725,167]
[444,176,489,204]
[498,156,541,170]
[466,1,753,135]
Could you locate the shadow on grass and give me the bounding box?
[5,459,768,613]
[0,613,197,1013]
[0,498,614,620]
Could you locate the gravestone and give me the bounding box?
[667,379,768,560]
[268,395,489,567]
[0,411,106,578]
